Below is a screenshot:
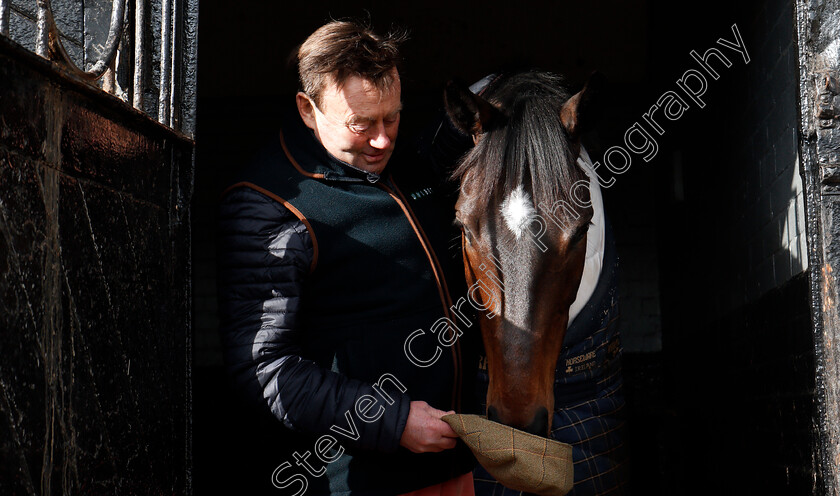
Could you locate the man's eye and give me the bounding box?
[348,123,369,133]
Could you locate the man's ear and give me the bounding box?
[296,92,317,131]
[444,80,502,137]
[560,72,605,138]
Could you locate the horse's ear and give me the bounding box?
[560,71,605,138]
[444,80,500,137]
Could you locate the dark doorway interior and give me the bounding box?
[193,1,816,494]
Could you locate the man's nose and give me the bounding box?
[368,123,391,149]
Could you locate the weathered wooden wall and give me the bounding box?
[796,0,840,493]
[0,35,192,495]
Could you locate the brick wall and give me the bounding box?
[732,0,807,306]
[645,1,819,493]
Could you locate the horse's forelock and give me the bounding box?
[453,71,587,218]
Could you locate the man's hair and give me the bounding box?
[297,20,406,108]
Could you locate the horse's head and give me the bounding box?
[445,71,599,436]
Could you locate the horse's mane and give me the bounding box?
[453,71,588,214]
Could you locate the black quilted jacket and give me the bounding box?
[217,108,475,495]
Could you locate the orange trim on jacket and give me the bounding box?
[222,181,319,274]
[278,129,326,179]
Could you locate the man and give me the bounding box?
[217,20,476,495]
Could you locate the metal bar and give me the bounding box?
[20,0,196,135]
[167,0,177,128]
[158,0,172,126]
[0,0,10,37]
[179,0,199,137]
[9,0,196,136]
[85,0,127,78]
[33,0,127,80]
[35,0,50,57]
[133,0,145,109]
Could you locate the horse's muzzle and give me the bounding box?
[487,405,550,438]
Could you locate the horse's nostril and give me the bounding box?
[487,405,501,424]
[523,407,550,437]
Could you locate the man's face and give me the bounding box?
[297,68,401,174]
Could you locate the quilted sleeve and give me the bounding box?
[217,187,412,453]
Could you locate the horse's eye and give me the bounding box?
[570,221,593,245]
[459,225,475,245]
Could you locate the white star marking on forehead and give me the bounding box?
[500,185,536,239]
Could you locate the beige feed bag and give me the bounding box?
[442,414,574,496]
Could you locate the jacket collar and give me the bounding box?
[280,107,385,184]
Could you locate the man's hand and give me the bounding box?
[399,401,459,453]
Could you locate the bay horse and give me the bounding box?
[444,71,601,437]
